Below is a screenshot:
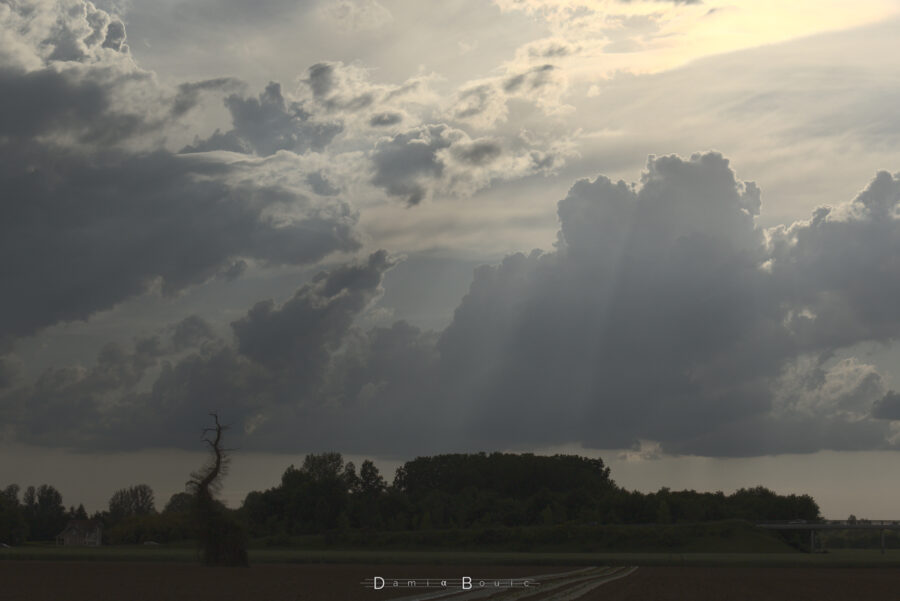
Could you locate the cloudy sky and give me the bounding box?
[3,0,900,518]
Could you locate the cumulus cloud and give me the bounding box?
[0,1,360,345]
[317,154,900,456]
[370,124,570,205]
[449,63,569,129]
[766,171,900,349]
[873,391,900,421]
[290,61,439,136]
[369,112,403,127]
[181,81,344,156]
[7,1,900,460]
[232,251,395,371]
[9,152,900,458]
[171,315,218,351]
[0,252,396,449]
[0,0,132,70]
[370,125,455,205]
[0,143,360,343]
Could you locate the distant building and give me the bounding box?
[56,520,102,547]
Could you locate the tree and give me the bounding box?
[3,485,20,503]
[342,461,361,494]
[163,492,194,515]
[108,484,156,524]
[67,504,88,521]
[359,460,386,495]
[22,485,66,540]
[0,487,26,545]
[187,412,248,566]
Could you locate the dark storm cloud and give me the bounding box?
[0,355,22,390]
[299,153,899,457]
[232,251,395,371]
[171,316,217,351]
[0,142,359,342]
[370,125,454,205]
[0,311,231,447]
[9,156,900,456]
[132,247,396,447]
[0,67,106,138]
[766,171,900,349]
[369,112,403,127]
[181,82,343,156]
[0,5,361,345]
[307,63,337,99]
[872,391,900,420]
[452,140,502,165]
[0,66,168,145]
[3,331,173,447]
[6,2,900,458]
[1,253,396,449]
[171,78,242,117]
[306,170,341,196]
[369,124,538,204]
[302,63,375,113]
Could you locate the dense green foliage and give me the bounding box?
[0,451,823,550]
[0,487,27,545]
[107,484,156,523]
[239,452,820,538]
[22,485,67,541]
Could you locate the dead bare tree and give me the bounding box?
[187,412,248,566]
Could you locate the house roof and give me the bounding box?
[59,520,102,536]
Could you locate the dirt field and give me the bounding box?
[0,562,568,601]
[1,562,898,601]
[589,566,900,601]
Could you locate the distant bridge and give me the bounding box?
[756,520,900,553]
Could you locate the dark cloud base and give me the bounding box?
[6,153,900,459]
[3,0,900,461]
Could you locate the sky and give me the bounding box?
[2,0,900,519]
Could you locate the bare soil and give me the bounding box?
[2,562,899,601]
[0,561,563,601]
[588,566,900,601]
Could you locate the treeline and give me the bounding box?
[0,452,822,546]
[0,482,202,545]
[1,484,71,544]
[240,452,820,538]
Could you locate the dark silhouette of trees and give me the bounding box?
[3,450,822,550]
[108,484,156,524]
[359,460,386,495]
[0,485,27,545]
[66,504,88,521]
[244,452,818,537]
[22,484,67,540]
[188,412,248,566]
[163,492,194,515]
